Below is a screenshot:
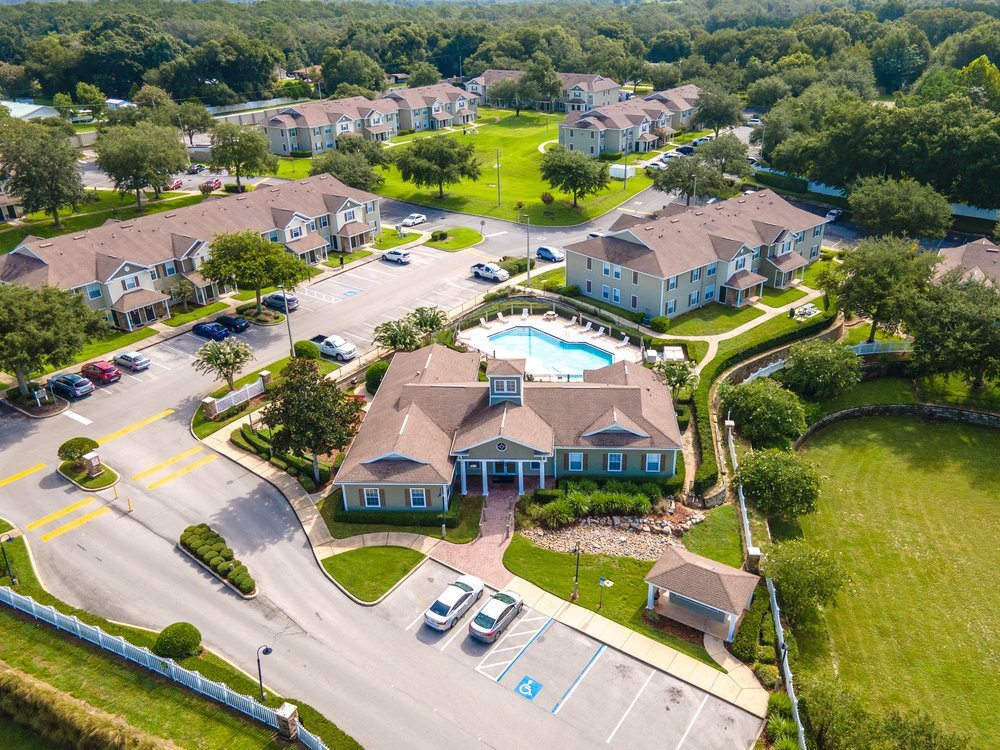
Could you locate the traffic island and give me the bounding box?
[178,524,257,599]
[57,461,120,491]
[3,386,68,419]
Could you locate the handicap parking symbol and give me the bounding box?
[343,290,359,298]
[515,676,542,701]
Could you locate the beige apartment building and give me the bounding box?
[378,83,477,132]
[465,70,621,112]
[262,97,399,155]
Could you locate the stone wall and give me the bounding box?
[723,316,843,385]
[794,403,1000,449]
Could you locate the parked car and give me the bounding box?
[49,373,95,399]
[164,178,183,190]
[470,262,509,282]
[401,213,427,227]
[469,590,523,643]
[187,163,206,174]
[675,145,695,156]
[200,178,222,191]
[747,117,763,127]
[316,335,357,361]
[825,208,843,222]
[535,246,565,262]
[645,161,666,171]
[382,248,411,264]
[192,321,231,341]
[693,135,714,146]
[263,292,299,312]
[746,156,759,166]
[587,230,607,239]
[215,314,249,332]
[423,575,484,631]
[113,351,150,372]
[705,197,721,205]
[81,360,121,384]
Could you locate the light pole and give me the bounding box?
[519,213,531,286]
[176,113,191,167]
[277,284,295,358]
[571,542,581,600]
[495,147,501,207]
[0,533,16,586]
[256,645,272,702]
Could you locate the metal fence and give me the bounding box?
[214,378,266,413]
[847,340,912,355]
[0,586,329,750]
[742,358,786,383]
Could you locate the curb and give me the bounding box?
[56,464,121,492]
[1,394,69,419]
[176,542,258,600]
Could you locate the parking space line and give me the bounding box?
[97,409,174,444]
[160,345,194,359]
[151,361,172,370]
[26,498,95,531]
[63,410,93,425]
[147,454,216,490]
[123,373,145,383]
[439,624,467,651]
[494,617,553,683]
[674,694,709,750]
[405,611,425,632]
[131,445,204,481]
[41,506,110,543]
[551,644,605,715]
[606,670,655,744]
[0,464,46,488]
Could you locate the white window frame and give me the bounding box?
[613,264,622,280]
[689,290,699,307]
[630,294,638,310]
[493,378,517,394]
[164,260,177,277]
[612,288,621,303]
[706,265,716,277]
[607,453,623,472]
[586,279,592,293]
[735,257,746,271]
[409,488,427,508]
[705,285,715,302]
[666,299,676,315]
[320,215,329,228]
[603,262,611,277]
[363,488,381,508]
[813,225,822,237]
[602,284,610,300]
[86,283,102,300]
[690,268,701,282]
[290,227,303,239]
[149,267,158,281]
[344,210,355,222]
[811,245,819,258]
[668,276,677,290]
[753,247,761,259]
[645,453,661,473]
[122,276,139,291]
[568,452,584,472]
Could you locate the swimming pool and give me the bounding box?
[488,326,613,377]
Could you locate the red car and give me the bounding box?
[165,178,183,190]
[81,360,122,384]
[201,178,222,191]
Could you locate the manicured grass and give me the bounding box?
[77,328,158,363]
[840,324,906,346]
[805,376,917,423]
[230,266,322,301]
[572,292,646,323]
[503,535,718,668]
[322,249,372,269]
[162,301,229,327]
[58,461,119,490]
[797,417,1000,748]
[317,491,483,544]
[25,189,150,220]
[376,110,653,225]
[801,259,835,289]
[681,503,743,568]
[669,129,712,146]
[758,285,807,308]
[425,227,482,251]
[526,266,565,289]
[666,303,764,336]
[373,230,416,250]
[321,546,424,602]
[917,373,1000,412]
[266,157,313,180]
[0,519,360,749]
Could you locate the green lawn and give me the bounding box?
[230,266,322,301]
[24,189,152,220]
[526,267,565,289]
[323,249,372,269]
[917,373,1000,412]
[666,303,765,336]
[373,230,416,250]
[669,129,712,146]
[503,535,718,668]
[797,418,1000,749]
[321,547,425,602]
[758,286,807,308]
[317,491,482,544]
[681,503,743,568]
[0,519,359,749]
[426,227,482,251]
[0,715,50,749]
[840,324,906,346]
[162,301,229,328]
[805,376,917,423]
[58,461,119,490]
[266,157,313,180]
[16,327,160,380]
[376,109,653,225]
[801,259,835,289]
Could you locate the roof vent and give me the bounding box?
[164,213,176,219]
[39,242,53,248]
[237,196,247,201]
[988,247,999,254]
[73,235,86,240]
[120,223,134,229]
[670,218,680,223]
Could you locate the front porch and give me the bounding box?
[720,270,767,308]
[648,590,736,642]
[765,252,808,289]
[110,289,171,331]
[457,458,549,497]
[337,221,376,251]
[183,271,226,305]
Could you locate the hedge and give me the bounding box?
[335,499,462,528]
[753,170,809,193]
[731,588,770,663]
[675,402,690,432]
[365,361,389,394]
[293,340,321,359]
[179,524,256,595]
[233,424,331,490]
[498,256,536,275]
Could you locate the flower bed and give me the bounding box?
[230,423,331,493]
[179,524,256,597]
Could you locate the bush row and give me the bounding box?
[334,497,462,527]
[730,586,770,663]
[674,402,691,432]
[231,424,330,492]
[524,478,681,529]
[498,256,536,275]
[180,524,255,595]
[752,170,809,193]
[430,230,449,241]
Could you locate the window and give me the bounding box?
[811,245,819,258]
[688,290,699,307]
[149,267,158,281]
[753,247,761,259]
[308,221,316,231]
[586,279,592,293]
[602,284,610,300]
[86,283,102,300]
[645,453,661,473]
[267,230,279,242]
[666,299,676,315]
[706,265,716,277]
[586,257,593,271]
[344,210,355,222]
[632,270,639,285]
[409,488,427,508]
[630,295,638,310]
[813,225,821,237]
[668,276,677,290]
[324,126,331,134]
[603,262,611,277]
[363,488,381,508]
[735,257,746,271]
[289,129,296,136]
[493,378,518,394]
[164,260,176,277]
[612,288,620,303]
[613,265,621,280]
[690,268,701,282]
[290,227,302,239]
[607,453,623,472]
[704,285,715,301]
[320,215,329,228]
[313,127,320,136]
[568,452,583,472]
[122,276,139,291]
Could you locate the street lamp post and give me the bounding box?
[177,113,191,167]
[256,645,272,702]
[277,284,295,358]
[519,213,531,286]
[495,147,501,207]
[0,533,16,586]
[571,543,581,600]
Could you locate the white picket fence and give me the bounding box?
[214,378,266,413]
[0,586,329,750]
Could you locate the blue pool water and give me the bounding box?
[488,326,613,377]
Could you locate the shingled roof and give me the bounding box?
[936,237,1000,286]
[645,547,759,614]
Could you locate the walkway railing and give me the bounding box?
[0,587,328,750]
[214,378,266,413]
[847,340,912,355]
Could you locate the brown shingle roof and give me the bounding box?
[380,83,470,110]
[486,359,526,376]
[723,269,767,290]
[559,73,620,92]
[468,69,524,87]
[110,289,170,312]
[645,547,759,614]
[766,251,807,272]
[452,401,554,454]
[937,237,1000,286]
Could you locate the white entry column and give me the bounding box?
[460,460,467,495]
[481,461,489,496]
[538,461,545,490]
[516,461,524,495]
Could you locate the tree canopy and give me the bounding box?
[651,155,728,206]
[539,147,610,207]
[96,122,186,208]
[208,123,277,191]
[392,136,481,198]
[779,339,862,400]
[737,448,821,518]
[0,121,85,227]
[847,176,953,238]
[720,378,807,448]
[762,539,850,623]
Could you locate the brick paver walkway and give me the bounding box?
[431,488,519,588]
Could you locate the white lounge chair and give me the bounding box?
[595,326,606,337]
[497,311,507,324]
[566,315,578,327]
[618,335,630,347]
[479,317,492,329]
[520,308,529,320]
[581,321,592,333]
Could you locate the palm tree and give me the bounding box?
[407,306,447,333]
[192,339,255,391]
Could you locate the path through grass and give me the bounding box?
[666,303,764,336]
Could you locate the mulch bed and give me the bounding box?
[641,610,707,647]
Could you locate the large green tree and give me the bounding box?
[487,77,526,114]
[75,81,106,122]
[519,53,562,102]
[848,176,952,238]
[262,358,364,483]
[762,539,850,623]
[199,231,310,316]
[779,339,862,400]
[310,150,383,192]
[334,133,389,168]
[693,87,743,136]
[737,448,821,518]
[696,133,751,178]
[0,285,106,397]
[833,236,938,343]
[539,147,610,207]
[393,136,481,198]
[719,378,807,448]
[208,123,277,191]
[96,122,186,208]
[0,121,85,228]
[192,339,255,391]
[407,62,440,88]
[650,155,728,206]
[321,49,385,96]
[173,101,215,147]
[871,23,931,91]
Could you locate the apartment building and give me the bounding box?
[465,70,621,112]
[378,83,477,132]
[563,190,826,320]
[262,97,399,155]
[0,175,382,331]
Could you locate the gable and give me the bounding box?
[107,260,150,281]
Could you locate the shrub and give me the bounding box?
[533,489,564,504]
[756,644,776,663]
[638,482,663,501]
[219,547,234,561]
[760,613,776,645]
[483,287,513,302]
[772,737,800,750]
[564,489,591,517]
[540,191,554,205]
[719,378,807,449]
[768,691,794,719]
[536,498,575,529]
[731,588,769,662]
[336,500,462,528]
[767,714,798,742]
[498,255,536,275]
[365,361,389,394]
[293,340,321,359]
[299,475,317,492]
[560,284,580,297]
[196,544,213,559]
[754,662,780,688]
[270,456,288,471]
[779,339,861,400]
[753,170,808,193]
[153,622,202,659]
[737,449,820,518]
[674,403,690,431]
[208,555,224,569]
[235,576,256,594]
[216,560,233,576]
[564,479,599,494]
[598,151,623,161]
[649,316,670,333]
[57,437,100,470]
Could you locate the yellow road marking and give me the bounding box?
[26,497,96,531]
[97,409,174,444]
[147,454,217,490]
[131,446,204,481]
[41,506,110,543]
[0,463,46,488]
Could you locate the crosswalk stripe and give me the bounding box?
[27,497,95,531]
[0,464,46,488]
[97,409,174,444]
[147,454,217,490]
[131,446,204,481]
[41,506,110,542]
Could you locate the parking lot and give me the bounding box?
[377,559,763,750]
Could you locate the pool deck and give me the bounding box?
[459,312,643,379]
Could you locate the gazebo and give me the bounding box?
[644,546,760,642]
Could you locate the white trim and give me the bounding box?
[607,452,623,472]
[451,435,552,456]
[645,453,661,472]
[568,452,584,472]
[409,487,427,508]
[363,487,381,508]
[581,424,649,438]
[362,451,426,464]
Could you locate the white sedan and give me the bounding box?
[423,575,484,630]
[469,590,523,642]
[401,213,427,227]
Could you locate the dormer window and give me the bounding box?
[493,378,517,394]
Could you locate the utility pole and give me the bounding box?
[496,147,501,207]
[621,149,628,193]
[521,213,531,286]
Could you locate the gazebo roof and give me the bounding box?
[645,546,759,614]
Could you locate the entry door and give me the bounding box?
[719,287,728,304]
[128,310,142,327]
[493,461,517,476]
